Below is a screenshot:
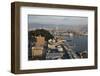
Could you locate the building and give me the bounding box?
[35,35,45,46]
[32,35,45,58]
[32,46,43,57]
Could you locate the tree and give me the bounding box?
[32,29,54,41]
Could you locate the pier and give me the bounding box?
[45,40,79,60]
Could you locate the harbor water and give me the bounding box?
[64,35,88,53]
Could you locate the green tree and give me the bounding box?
[32,29,54,41]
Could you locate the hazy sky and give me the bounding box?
[28,15,88,31]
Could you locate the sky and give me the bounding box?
[28,15,88,31]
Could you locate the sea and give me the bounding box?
[64,35,88,53]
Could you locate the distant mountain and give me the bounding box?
[28,22,87,32]
[79,26,88,32]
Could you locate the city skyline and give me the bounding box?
[28,15,88,31]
